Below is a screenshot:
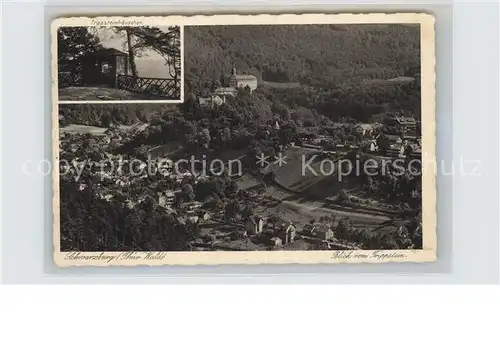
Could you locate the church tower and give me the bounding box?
[228,66,238,88]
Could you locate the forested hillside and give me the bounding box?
[184,24,420,90]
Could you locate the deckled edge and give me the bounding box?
[51,13,437,267]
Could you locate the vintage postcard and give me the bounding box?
[52,13,436,266]
[54,19,183,103]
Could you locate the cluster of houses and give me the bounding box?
[234,215,336,248]
[296,115,421,161]
[383,136,422,159]
[156,190,212,224]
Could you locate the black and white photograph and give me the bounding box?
[53,14,436,266]
[56,24,182,102]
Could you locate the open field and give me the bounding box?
[59,124,108,135]
[260,80,302,89]
[59,86,162,101]
[59,123,150,136]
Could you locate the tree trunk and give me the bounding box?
[126,29,138,78]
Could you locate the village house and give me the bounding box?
[270,236,283,248]
[401,135,418,143]
[158,190,177,209]
[202,211,211,221]
[165,190,176,207]
[314,225,334,240]
[101,194,114,202]
[186,210,199,224]
[385,139,422,160]
[227,67,258,92]
[115,179,130,187]
[265,222,297,245]
[182,201,203,212]
[387,116,417,136]
[102,135,111,144]
[356,124,375,137]
[387,135,403,145]
[80,48,129,89]
[199,95,225,107]
[245,215,265,235]
[386,144,406,159]
[282,223,297,244]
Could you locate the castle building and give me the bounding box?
[227,67,258,92]
[200,67,259,107]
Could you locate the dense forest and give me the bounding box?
[60,179,199,251]
[184,24,420,89]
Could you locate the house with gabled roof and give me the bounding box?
[245,215,265,235]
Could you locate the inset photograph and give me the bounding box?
[56,25,182,102]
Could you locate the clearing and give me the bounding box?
[60,124,108,135]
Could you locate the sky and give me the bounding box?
[93,26,176,78]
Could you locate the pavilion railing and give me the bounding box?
[58,72,82,87]
[117,75,180,99]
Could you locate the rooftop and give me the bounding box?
[387,135,403,142]
[85,48,128,57]
[394,116,417,125]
